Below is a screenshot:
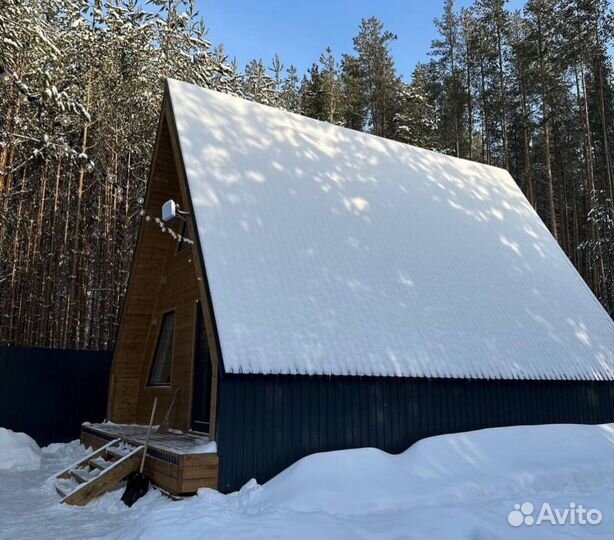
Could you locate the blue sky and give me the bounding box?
[197,0,525,80]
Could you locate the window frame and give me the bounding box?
[147,310,176,387]
[176,220,191,254]
[190,300,212,434]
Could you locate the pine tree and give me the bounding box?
[352,17,400,137]
[431,0,465,156]
[393,68,438,149]
[299,64,325,120]
[339,54,365,130]
[244,59,276,105]
[525,0,559,239]
[508,10,537,207]
[459,7,479,159]
[279,65,301,113]
[474,0,511,168]
[318,47,342,124]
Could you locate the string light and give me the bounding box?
[141,211,194,246]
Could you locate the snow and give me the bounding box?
[84,422,217,454]
[0,440,169,540]
[167,79,614,380]
[0,427,42,471]
[2,424,612,540]
[192,440,217,454]
[257,423,614,516]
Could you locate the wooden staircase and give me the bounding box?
[54,438,144,506]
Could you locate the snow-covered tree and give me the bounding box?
[279,65,301,113]
[244,59,277,105]
[394,77,438,150]
[0,0,244,349]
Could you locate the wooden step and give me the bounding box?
[55,438,121,480]
[89,456,112,470]
[106,444,137,460]
[70,467,101,484]
[55,477,78,498]
[69,469,86,484]
[53,438,144,506]
[55,485,68,499]
[60,445,144,506]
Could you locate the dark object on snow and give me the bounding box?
[121,397,158,507]
[121,471,150,507]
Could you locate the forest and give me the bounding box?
[1,0,613,350]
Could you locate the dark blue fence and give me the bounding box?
[0,346,112,446]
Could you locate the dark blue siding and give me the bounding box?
[216,374,614,492]
[0,346,112,446]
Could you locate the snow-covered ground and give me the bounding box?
[1,424,612,540]
[0,427,41,471]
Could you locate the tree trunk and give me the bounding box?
[536,11,557,240]
[496,25,509,169]
[519,66,535,207]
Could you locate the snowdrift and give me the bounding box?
[258,423,614,514]
[0,427,42,471]
[107,423,614,540]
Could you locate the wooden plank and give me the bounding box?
[106,446,136,460]
[56,486,69,498]
[56,438,121,480]
[181,465,219,480]
[181,459,219,470]
[181,453,219,467]
[70,469,90,484]
[144,465,179,494]
[61,446,143,506]
[178,476,218,494]
[143,456,179,479]
[88,459,107,471]
[109,377,140,423]
[80,431,108,451]
[179,452,219,487]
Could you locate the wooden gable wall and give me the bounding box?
[107,111,202,432]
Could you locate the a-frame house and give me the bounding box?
[79,79,613,496]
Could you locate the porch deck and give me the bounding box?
[80,422,218,495]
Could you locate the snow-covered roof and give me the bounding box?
[167,78,614,380]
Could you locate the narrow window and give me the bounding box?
[148,311,175,386]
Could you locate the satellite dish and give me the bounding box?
[162,199,177,222]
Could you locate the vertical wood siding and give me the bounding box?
[108,114,202,431]
[216,374,614,492]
